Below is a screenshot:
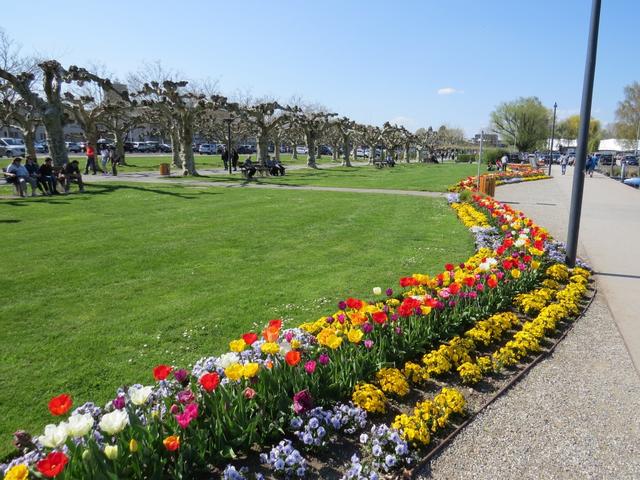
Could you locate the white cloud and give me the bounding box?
[437,87,463,95]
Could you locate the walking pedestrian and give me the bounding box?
[586,154,598,177]
[232,148,239,171]
[100,144,110,175]
[560,155,568,175]
[85,144,97,175]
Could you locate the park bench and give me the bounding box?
[372,159,395,169]
[240,164,273,178]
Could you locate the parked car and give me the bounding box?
[124,142,136,153]
[507,152,521,163]
[159,143,172,153]
[65,142,82,153]
[623,155,638,166]
[132,142,151,153]
[295,146,308,154]
[198,144,218,154]
[144,141,160,153]
[237,145,256,154]
[356,148,367,157]
[598,153,615,166]
[318,145,332,155]
[0,138,26,157]
[35,142,49,153]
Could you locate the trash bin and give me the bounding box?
[486,176,496,197]
[159,163,170,176]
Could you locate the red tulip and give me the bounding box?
[199,372,220,392]
[153,364,173,381]
[48,394,72,416]
[37,451,68,478]
[285,350,301,366]
[242,332,258,345]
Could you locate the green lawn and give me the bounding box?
[0,182,474,458]
[178,163,483,192]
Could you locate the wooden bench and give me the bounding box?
[373,159,395,169]
[240,164,272,178]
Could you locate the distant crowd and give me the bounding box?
[3,145,122,197]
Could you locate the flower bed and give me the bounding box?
[449,167,549,192]
[2,180,592,480]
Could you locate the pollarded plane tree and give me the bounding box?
[292,109,337,168]
[322,122,342,163]
[0,86,41,159]
[415,127,441,163]
[380,122,408,162]
[276,120,304,161]
[135,80,227,175]
[332,116,357,167]
[356,124,383,164]
[195,101,251,168]
[237,101,296,166]
[100,100,149,166]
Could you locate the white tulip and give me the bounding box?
[217,352,239,369]
[129,386,153,406]
[372,287,382,295]
[38,422,69,448]
[67,413,94,438]
[104,444,119,460]
[99,410,129,435]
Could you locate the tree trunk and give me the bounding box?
[291,142,298,159]
[342,137,352,167]
[368,143,375,164]
[114,129,126,164]
[274,136,281,162]
[180,118,196,175]
[306,131,317,168]
[257,131,270,165]
[170,128,181,169]
[24,127,37,160]
[404,145,410,163]
[416,147,422,163]
[331,143,339,162]
[42,107,69,167]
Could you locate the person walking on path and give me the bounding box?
[232,148,239,171]
[85,144,97,175]
[100,145,110,175]
[586,154,598,177]
[110,147,121,176]
[561,155,568,175]
[221,149,229,170]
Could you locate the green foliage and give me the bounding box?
[0,183,475,457]
[455,154,476,163]
[556,115,602,152]
[490,96,551,152]
[482,148,510,165]
[614,81,640,148]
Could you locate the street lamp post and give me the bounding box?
[224,118,233,175]
[566,0,601,267]
[548,102,557,176]
[477,130,483,189]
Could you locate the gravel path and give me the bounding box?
[418,292,640,479]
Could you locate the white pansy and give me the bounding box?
[217,352,240,369]
[522,228,530,234]
[38,422,69,448]
[67,413,94,438]
[129,386,154,406]
[99,409,129,435]
[372,287,382,295]
[278,341,292,355]
[478,261,490,272]
[515,238,526,247]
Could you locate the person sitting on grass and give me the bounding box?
[243,157,257,179]
[5,157,37,197]
[62,160,85,193]
[38,157,60,194]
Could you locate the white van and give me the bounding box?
[0,138,26,157]
[198,144,218,154]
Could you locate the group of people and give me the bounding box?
[84,144,121,176]
[240,156,286,179]
[221,148,240,171]
[4,156,85,196]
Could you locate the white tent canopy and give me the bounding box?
[597,138,639,152]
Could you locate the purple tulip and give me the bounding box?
[173,368,189,384]
[112,395,126,410]
[177,390,195,405]
[304,360,317,374]
[338,301,347,310]
[364,339,374,349]
[362,322,373,334]
[385,288,393,296]
[293,390,313,415]
[326,316,334,324]
[318,353,330,365]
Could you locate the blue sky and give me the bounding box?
[3,0,639,135]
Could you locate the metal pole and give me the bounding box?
[227,120,232,174]
[477,130,483,189]
[548,103,557,176]
[566,0,601,267]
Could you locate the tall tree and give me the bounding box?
[135,80,226,175]
[332,117,357,167]
[490,96,550,152]
[238,101,294,165]
[293,109,337,168]
[556,114,602,152]
[614,81,640,152]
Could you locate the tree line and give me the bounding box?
[0,31,466,175]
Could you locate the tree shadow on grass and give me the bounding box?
[81,182,222,199]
